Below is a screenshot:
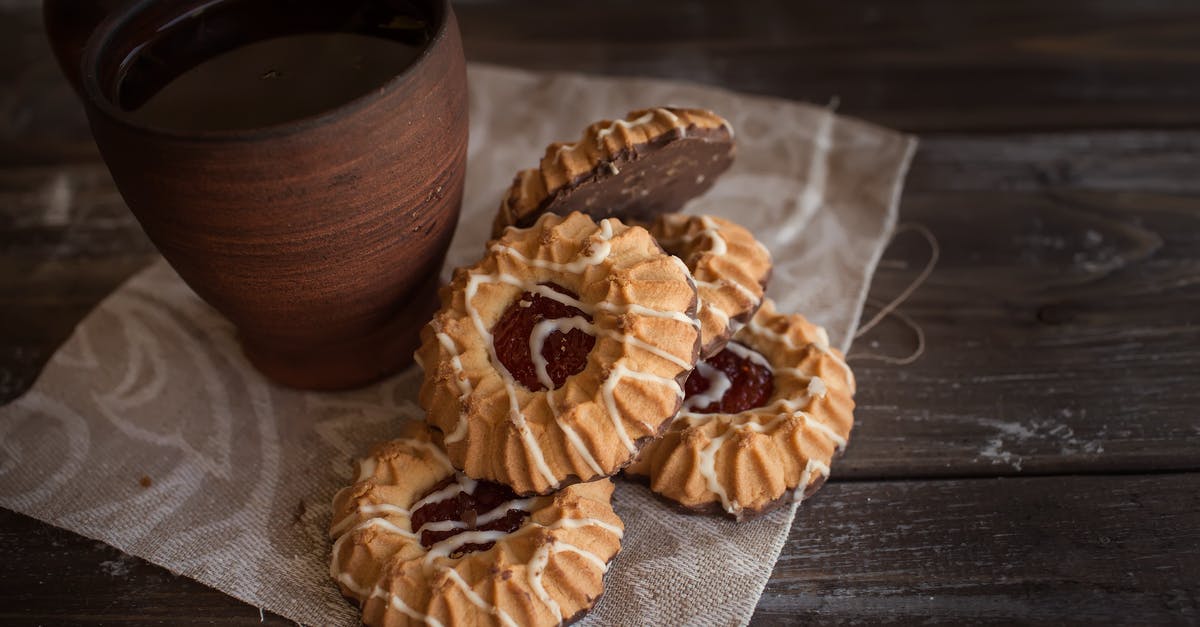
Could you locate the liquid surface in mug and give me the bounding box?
[116,0,433,132]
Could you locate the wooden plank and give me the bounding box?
[2,474,1196,625]
[752,473,1200,625]
[0,508,290,626]
[4,1,1200,135]
[840,182,1200,478]
[454,0,1200,133]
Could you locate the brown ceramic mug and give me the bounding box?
[61,0,467,390]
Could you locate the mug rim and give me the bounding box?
[79,0,453,142]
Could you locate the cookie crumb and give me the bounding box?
[139,475,152,488]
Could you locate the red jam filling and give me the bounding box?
[492,283,595,391]
[409,477,530,556]
[684,342,775,413]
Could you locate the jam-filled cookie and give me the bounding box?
[418,211,701,495]
[330,423,624,627]
[649,214,771,358]
[493,107,735,237]
[625,299,855,521]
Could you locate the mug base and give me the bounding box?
[240,282,441,391]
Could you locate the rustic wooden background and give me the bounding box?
[2,0,1199,624]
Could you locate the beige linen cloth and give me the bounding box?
[0,65,914,625]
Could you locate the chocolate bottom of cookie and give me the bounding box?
[518,127,734,229]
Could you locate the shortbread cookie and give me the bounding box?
[330,424,624,627]
[649,214,771,358]
[493,107,735,237]
[625,299,855,520]
[418,211,701,495]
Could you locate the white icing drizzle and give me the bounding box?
[654,107,683,128]
[439,217,695,488]
[695,277,760,303]
[595,300,699,328]
[769,398,848,451]
[524,527,623,623]
[421,515,621,566]
[552,542,611,572]
[423,529,514,565]
[595,326,693,369]
[411,473,479,512]
[801,412,847,451]
[670,335,845,514]
[745,318,854,388]
[332,438,621,626]
[691,412,794,514]
[681,341,770,413]
[542,516,624,536]
[383,437,458,474]
[792,459,832,504]
[329,514,419,566]
[697,216,728,255]
[807,376,828,399]
[442,568,519,627]
[602,364,684,453]
[330,503,411,536]
[436,332,473,444]
[770,368,832,403]
[549,108,715,167]
[594,111,656,142]
[526,541,562,622]
[681,361,731,412]
[464,271,559,488]
[477,498,538,525]
[336,573,444,627]
[703,300,730,324]
[529,316,594,390]
[356,516,418,540]
[547,388,606,477]
[721,341,773,370]
[417,519,469,534]
[355,457,378,482]
[491,219,613,273]
[661,216,765,327]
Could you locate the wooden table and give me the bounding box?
[2,1,1198,624]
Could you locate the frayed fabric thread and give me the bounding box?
[848,222,938,365]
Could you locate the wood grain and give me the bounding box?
[752,474,1200,625]
[842,143,1200,478]
[5,135,1195,475]
[0,507,290,625]
[1,0,1199,624]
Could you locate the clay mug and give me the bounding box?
[46,0,468,390]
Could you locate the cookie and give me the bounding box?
[493,107,734,237]
[418,211,701,495]
[625,299,855,520]
[330,423,624,627]
[649,214,772,358]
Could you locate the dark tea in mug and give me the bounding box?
[113,0,434,132]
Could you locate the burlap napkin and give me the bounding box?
[0,64,914,625]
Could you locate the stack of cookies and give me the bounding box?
[329,108,857,626]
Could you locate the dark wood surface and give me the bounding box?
[2,0,1199,624]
